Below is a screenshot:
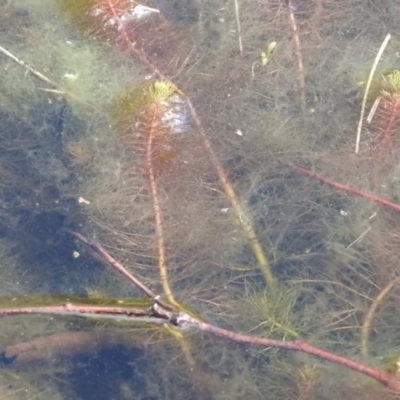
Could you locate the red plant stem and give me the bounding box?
[69,231,158,300]
[186,320,400,392]
[1,302,399,391]
[287,162,400,213]
[106,0,167,81]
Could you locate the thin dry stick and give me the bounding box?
[105,0,275,288]
[361,275,400,357]
[0,44,56,86]
[0,303,167,323]
[287,3,306,114]
[346,226,371,248]
[2,300,400,392]
[0,43,97,111]
[355,33,391,154]
[68,231,158,300]
[233,0,243,55]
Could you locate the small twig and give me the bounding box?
[0,43,97,111]
[68,231,159,301]
[366,96,381,124]
[2,299,400,391]
[0,303,156,320]
[0,43,57,87]
[182,318,400,392]
[233,0,243,55]
[356,33,391,153]
[346,226,371,248]
[286,2,306,114]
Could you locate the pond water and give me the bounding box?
[0,0,400,399]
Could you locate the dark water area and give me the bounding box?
[65,346,143,400]
[1,0,400,399]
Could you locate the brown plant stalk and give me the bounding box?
[1,295,399,391]
[1,232,398,389]
[90,0,275,288]
[145,101,176,305]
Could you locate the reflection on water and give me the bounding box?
[1,0,400,399]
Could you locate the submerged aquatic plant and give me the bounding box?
[59,0,276,288]
[3,0,400,399]
[114,80,189,305]
[368,69,400,163]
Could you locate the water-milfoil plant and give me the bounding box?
[367,69,400,166]
[59,0,276,288]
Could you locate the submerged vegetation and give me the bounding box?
[1,0,400,399]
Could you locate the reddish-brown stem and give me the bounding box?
[287,162,400,213]
[188,320,400,392]
[68,231,158,300]
[1,302,399,392]
[105,0,167,81]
